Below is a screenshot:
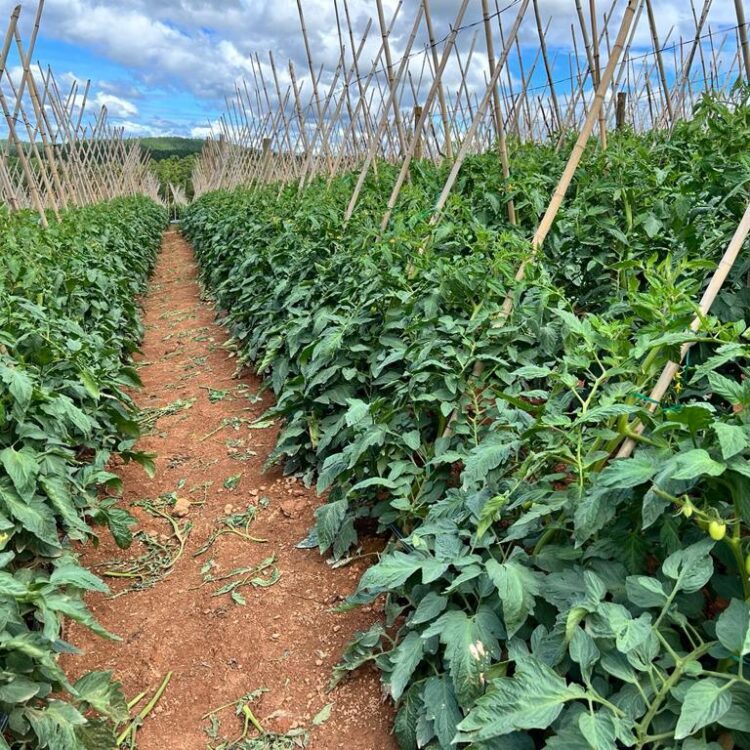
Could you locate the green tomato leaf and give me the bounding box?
[674,678,732,739]
[0,447,39,499]
[388,631,424,701]
[715,598,750,656]
[422,675,462,748]
[662,538,715,593]
[625,576,668,608]
[578,710,617,750]
[73,671,128,723]
[422,606,503,706]
[712,423,749,460]
[486,555,543,638]
[456,656,585,742]
[358,551,423,592]
[669,449,725,481]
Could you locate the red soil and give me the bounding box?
[63,231,398,750]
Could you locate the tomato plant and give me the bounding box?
[184,94,750,749]
[0,196,166,748]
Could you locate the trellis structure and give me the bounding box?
[192,0,750,207]
[0,1,161,227]
[189,0,750,512]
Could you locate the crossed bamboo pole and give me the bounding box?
[191,0,742,204]
[0,2,162,220]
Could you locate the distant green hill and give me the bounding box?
[1,136,205,161]
[138,137,205,161]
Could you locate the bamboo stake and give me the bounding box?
[10,0,43,121]
[603,0,645,123]
[428,0,530,225]
[328,23,392,181]
[513,33,533,140]
[423,0,453,159]
[574,0,595,80]
[589,0,607,147]
[0,5,48,224]
[453,31,479,121]
[15,26,65,208]
[495,8,521,140]
[296,0,333,171]
[297,54,345,188]
[344,3,427,223]
[670,0,713,125]
[377,0,471,232]
[482,0,516,225]
[514,0,639,277]
[375,0,408,158]
[343,0,386,167]
[441,0,640,438]
[735,0,750,82]
[6,70,58,216]
[532,0,563,132]
[645,0,673,125]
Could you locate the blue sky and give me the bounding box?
[0,0,743,138]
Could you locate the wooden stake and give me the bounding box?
[616,91,627,129]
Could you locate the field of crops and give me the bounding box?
[0,197,166,747]
[183,95,750,749]
[5,0,750,746]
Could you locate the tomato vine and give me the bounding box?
[184,94,750,749]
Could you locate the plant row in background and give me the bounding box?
[184,93,750,750]
[0,197,166,748]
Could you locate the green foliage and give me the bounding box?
[0,196,166,747]
[138,137,204,161]
[184,93,750,749]
[150,155,197,204]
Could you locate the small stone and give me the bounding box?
[279,502,296,519]
[172,497,191,517]
[315,659,323,667]
[224,504,234,515]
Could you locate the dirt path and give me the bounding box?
[64,231,397,750]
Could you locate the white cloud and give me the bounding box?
[190,125,214,139]
[94,92,138,118]
[0,0,742,136]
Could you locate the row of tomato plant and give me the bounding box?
[184,94,750,749]
[0,196,166,748]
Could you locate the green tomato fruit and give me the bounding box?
[708,520,726,541]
